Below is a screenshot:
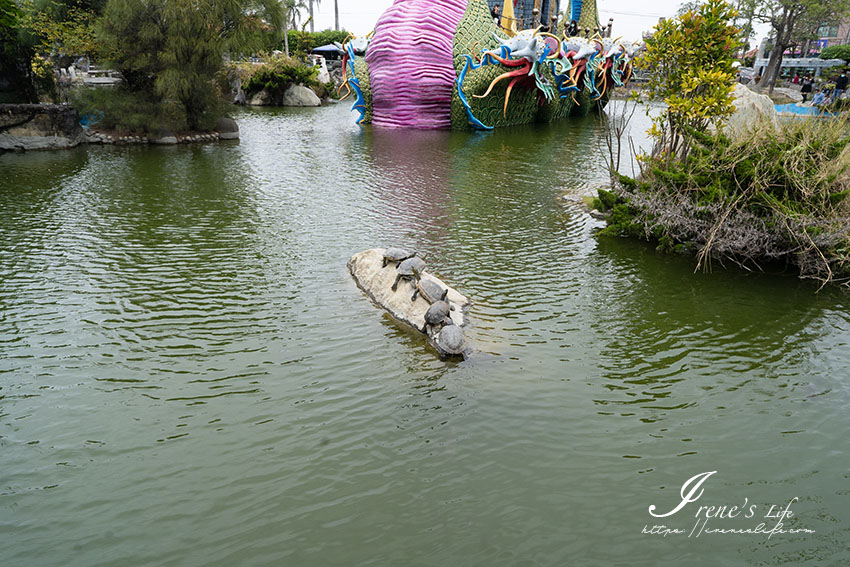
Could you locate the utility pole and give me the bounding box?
[335,0,339,31]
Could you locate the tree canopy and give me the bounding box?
[639,0,740,159]
[98,0,285,129]
[0,0,38,102]
[754,0,850,93]
[821,45,850,62]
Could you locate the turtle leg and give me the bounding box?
[411,287,419,302]
[392,274,402,291]
[382,258,388,268]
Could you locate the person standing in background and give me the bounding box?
[834,72,848,101]
[800,76,814,103]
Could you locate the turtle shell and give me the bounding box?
[424,300,451,325]
[437,325,466,355]
[397,256,426,276]
[383,247,413,262]
[417,279,447,304]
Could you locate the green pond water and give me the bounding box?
[1,102,849,566]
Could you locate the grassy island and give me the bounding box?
[597,119,850,288]
[594,0,850,289]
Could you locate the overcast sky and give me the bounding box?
[310,0,769,42]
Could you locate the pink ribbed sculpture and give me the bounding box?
[366,0,468,129]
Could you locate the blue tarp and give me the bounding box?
[311,44,342,60]
[774,103,835,117]
[311,44,341,53]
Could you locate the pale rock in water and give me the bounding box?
[215,116,239,140]
[282,84,321,107]
[348,249,467,334]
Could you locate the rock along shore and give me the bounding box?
[1,105,240,152]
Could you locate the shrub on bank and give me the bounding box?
[282,29,350,56]
[233,55,322,102]
[70,86,190,133]
[820,45,850,63]
[597,118,850,287]
[593,0,850,289]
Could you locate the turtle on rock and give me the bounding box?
[382,248,416,268]
[412,278,447,303]
[392,256,426,291]
[435,324,467,359]
[424,300,453,335]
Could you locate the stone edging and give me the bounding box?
[84,131,226,145]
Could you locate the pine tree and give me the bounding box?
[99,0,284,129]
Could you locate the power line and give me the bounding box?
[601,10,669,19]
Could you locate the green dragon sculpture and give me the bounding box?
[338,0,636,130]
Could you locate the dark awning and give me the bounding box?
[312,44,341,53]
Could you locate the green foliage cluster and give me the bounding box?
[594,185,646,240]
[598,118,850,286]
[7,0,109,101]
[97,0,282,131]
[820,45,850,62]
[644,123,849,213]
[241,56,319,97]
[283,29,350,56]
[1,0,21,57]
[637,0,740,158]
[19,0,99,58]
[70,85,186,132]
[0,0,37,102]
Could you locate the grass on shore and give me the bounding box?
[595,116,850,288]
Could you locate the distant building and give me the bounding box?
[815,17,850,50]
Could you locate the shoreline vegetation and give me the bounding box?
[595,117,850,288]
[592,0,850,289]
[1,0,348,143]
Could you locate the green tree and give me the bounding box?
[821,44,850,62]
[99,0,284,130]
[677,1,704,16]
[20,0,100,58]
[638,0,740,160]
[282,0,307,56]
[754,0,850,95]
[0,0,38,102]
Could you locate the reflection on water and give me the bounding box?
[1,103,849,567]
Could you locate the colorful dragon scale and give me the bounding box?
[342,0,621,130]
[353,57,373,125]
[451,0,552,129]
[366,0,467,128]
[570,0,600,31]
